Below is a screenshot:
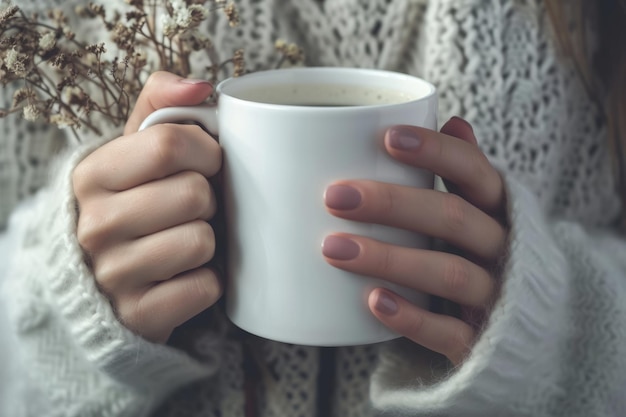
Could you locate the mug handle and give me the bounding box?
[138,103,219,134]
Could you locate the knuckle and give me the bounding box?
[469,152,493,185]
[191,269,222,305]
[76,208,108,252]
[72,161,96,200]
[401,310,425,337]
[434,134,446,161]
[203,137,223,177]
[150,125,187,169]
[185,221,216,265]
[374,245,395,276]
[442,257,470,296]
[91,254,122,293]
[178,172,212,218]
[116,295,143,333]
[105,292,123,319]
[442,193,467,234]
[375,184,397,217]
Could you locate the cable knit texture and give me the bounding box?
[1,0,625,416]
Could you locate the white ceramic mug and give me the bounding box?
[139,67,437,346]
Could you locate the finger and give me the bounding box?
[439,117,483,199]
[439,116,478,146]
[322,234,494,308]
[94,220,216,294]
[73,124,222,196]
[368,288,475,365]
[77,171,217,250]
[117,267,222,343]
[325,182,506,260]
[125,71,213,135]
[384,123,505,216]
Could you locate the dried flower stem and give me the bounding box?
[1,1,303,141]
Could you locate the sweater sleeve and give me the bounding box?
[370,173,626,417]
[1,142,222,417]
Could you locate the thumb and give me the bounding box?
[124,71,213,135]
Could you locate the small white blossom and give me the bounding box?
[161,14,178,37]
[168,0,189,27]
[175,9,192,28]
[5,48,28,76]
[170,0,186,12]
[163,0,208,34]
[39,32,56,51]
[23,104,40,121]
[5,48,19,67]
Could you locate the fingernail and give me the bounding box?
[322,235,360,260]
[180,78,211,85]
[324,184,362,210]
[450,116,474,134]
[388,126,422,150]
[374,291,398,316]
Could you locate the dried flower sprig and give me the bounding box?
[0,0,291,141]
[274,39,304,68]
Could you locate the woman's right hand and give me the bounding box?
[72,72,223,343]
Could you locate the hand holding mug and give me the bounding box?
[73,72,223,343]
[323,117,507,364]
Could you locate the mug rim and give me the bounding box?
[215,67,437,111]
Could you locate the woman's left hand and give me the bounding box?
[322,116,507,365]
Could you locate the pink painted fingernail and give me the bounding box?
[374,291,398,316]
[324,184,362,210]
[388,126,422,150]
[322,235,360,260]
[180,78,211,85]
[450,116,474,134]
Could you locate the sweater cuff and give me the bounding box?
[37,142,218,394]
[371,173,571,413]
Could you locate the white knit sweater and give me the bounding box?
[1,0,626,416]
